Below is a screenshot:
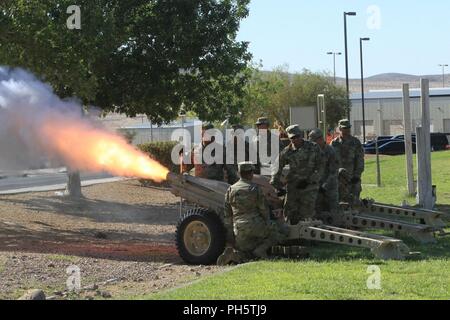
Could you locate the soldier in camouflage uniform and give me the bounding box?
[226,124,251,173]
[331,119,365,206]
[308,129,339,215]
[217,162,287,265]
[186,123,238,184]
[253,117,277,174]
[270,125,321,224]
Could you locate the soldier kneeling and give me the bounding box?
[217,162,287,265]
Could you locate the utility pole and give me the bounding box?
[327,52,342,84]
[344,11,357,119]
[359,37,370,143]
[438,64,448,87]
[402,84,414,196]
[416,79,433,209]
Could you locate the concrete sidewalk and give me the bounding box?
[0,177,127,195]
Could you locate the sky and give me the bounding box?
[237,0,450,78]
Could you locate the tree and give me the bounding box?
[241,66,348,129]
[0,0,251,195]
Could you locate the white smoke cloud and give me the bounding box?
[0,66,92,171]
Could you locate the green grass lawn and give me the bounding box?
[145,151,450,300]
[361,150,450,206]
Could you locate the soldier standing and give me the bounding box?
[270,125,321,224]
[185,123,238,184]
[218,162,287,265]
[308,129,339,215]
[226,124,250,173]
[253,117,275,174]
[331,119,365,206]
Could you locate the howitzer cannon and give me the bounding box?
[257,168,449,244]
[167,173,412,264]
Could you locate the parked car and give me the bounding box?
[364,133,449,155]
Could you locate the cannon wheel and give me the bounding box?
[176,208,226,265]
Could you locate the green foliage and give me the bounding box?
[241,66,348,128]
[0,0,252,124]
[138,141,179,173]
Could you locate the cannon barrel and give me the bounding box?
[166,172,229,214]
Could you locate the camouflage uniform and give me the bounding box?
[190,142,239,184]
[253,117,279,174]
[308,128,339,214]
[316,144,339,214]
[331,120,365,205]
[223,165,286,258]
[226,124,251,173]
[270,125,321,224]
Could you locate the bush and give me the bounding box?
[138,141,180,173]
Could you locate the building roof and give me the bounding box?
[119,119,202,130]
[351,87,450,100]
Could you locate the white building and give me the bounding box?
[350,88,450,139]
[117,119,202,145]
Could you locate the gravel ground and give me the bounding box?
[0,180,225,300]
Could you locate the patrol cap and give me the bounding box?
[308,128,323,141]
[286,124,303,139]
[238,161,254,173]
[255,117,270,126]
[338,119,352,129]
[202,122,214,130]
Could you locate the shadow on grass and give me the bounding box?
[296,230,450,263]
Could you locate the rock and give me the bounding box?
[101,291,112,299]
[83,284,99,291]
[18,289,46,300]
[85,296,94,300]
[104,278,119,285]
[53,291,63,296]
[48,263,56,268]
[195,272,201,276]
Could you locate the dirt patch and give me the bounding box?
[0,180,225,299]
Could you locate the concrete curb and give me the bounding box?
[0,177,128,195]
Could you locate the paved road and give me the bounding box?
[0,171,115,193]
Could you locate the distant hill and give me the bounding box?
[335,72,448,92]
[260,70,449,92]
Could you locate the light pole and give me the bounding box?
[360,37,370,143]
[327,51,342,84]
[344,11,357,120]
[438,64,448,87]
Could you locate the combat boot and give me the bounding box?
[217,247,241,266]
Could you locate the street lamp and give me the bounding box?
[360,37,370,143]
[438,64,448,88]
[344,11,357,119]
[327,51,342,84]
